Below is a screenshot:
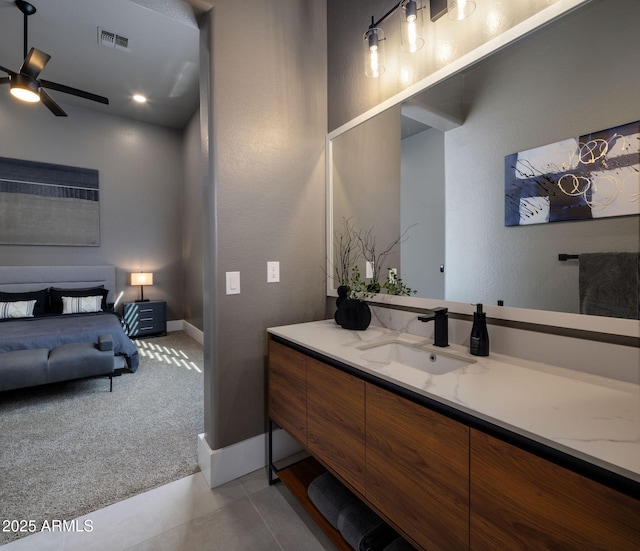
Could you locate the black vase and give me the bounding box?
[336,285,349,308]
[335,299,371,331]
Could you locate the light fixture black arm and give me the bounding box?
[369,0,405,29]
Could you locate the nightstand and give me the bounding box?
[123,300,167,338]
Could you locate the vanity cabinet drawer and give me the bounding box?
[470,430,640,550]
[366,383,470,551]
[123,301,167,337]
[306,356,366,496]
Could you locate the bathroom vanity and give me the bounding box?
[267,320,640,551]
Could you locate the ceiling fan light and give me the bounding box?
[10,74,40,103]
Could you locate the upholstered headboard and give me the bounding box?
[0,265,117,304]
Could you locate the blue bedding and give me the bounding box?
[0,312,139,371]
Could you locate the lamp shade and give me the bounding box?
[131,272,153,286]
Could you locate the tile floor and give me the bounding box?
[1,469,338,551]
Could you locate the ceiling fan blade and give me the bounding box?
[0,77,9,86]
[40,79,109,105]
[0,65,16,77]
[19,48,50,79]
[39,89,68,117]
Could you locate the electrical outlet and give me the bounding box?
[267,261,280,283]
[366,261,374,279]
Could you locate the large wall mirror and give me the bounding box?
[327,0,640,337]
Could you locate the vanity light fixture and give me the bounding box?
[365,0,475,77]
[131,271,153,302]
[364,0,424,77]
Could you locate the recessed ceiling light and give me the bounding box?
[133,94,147,103]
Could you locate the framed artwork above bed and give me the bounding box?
[0,156,100,246]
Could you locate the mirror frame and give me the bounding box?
[326,0,639,340]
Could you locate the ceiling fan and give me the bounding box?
[0,0,109,116]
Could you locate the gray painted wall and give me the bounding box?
[327,0,563,131]
[182,108,204,330]
[0,94,187,320]
[202,0,327,450]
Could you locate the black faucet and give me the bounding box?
[418,307,449,347]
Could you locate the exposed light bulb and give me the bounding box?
[369,45,381,78]
[133,94,147,103]
[406,18,418,52]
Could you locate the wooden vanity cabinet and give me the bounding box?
[306,355,366,495]
[267,339,307,446]
[267,337,640,551]
[470,429,640,550]
[366,383,470,551]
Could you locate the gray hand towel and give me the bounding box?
[579,252,640,319]
[337,501,397,551]
[307,471,359,530]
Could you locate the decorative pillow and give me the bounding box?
[61,295,103,315]
[0,300,37,319]
[49,286,108,315]
[0,289,48,316]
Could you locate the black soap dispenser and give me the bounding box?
[470,303,489,356]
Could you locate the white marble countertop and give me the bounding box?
[268,320,640,486]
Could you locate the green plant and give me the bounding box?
[382,272,416,296]
[346,265,375,301]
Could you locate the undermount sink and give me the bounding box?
[358,341,475,375]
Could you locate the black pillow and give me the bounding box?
[49,286,108,315]
[0,289,48,316]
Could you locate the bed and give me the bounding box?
[0,265,139,392]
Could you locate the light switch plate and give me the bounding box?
[267,261,280,283]
[225,271,240,295]
[366,261,374,279]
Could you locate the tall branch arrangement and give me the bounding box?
[355,224,416,292]
[331,218,417,299]
[333,217,360,287]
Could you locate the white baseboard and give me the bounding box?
[167,320,204,345]
[197,429,302,488]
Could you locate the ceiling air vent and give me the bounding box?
[98,27,130,52]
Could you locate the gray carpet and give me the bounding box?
[0,331,204,545]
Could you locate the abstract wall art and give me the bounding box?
[504,120,640,226]
[0,156,100,246]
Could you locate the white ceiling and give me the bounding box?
[0,0,200,129]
